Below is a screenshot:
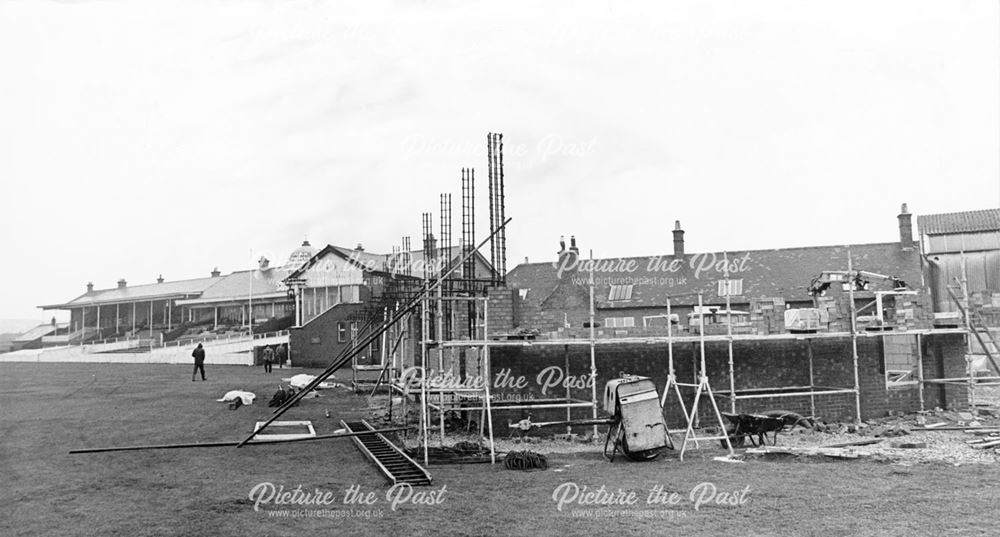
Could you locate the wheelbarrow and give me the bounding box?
[602,375,673,462]
[720,410,812,448]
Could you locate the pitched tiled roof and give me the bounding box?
[291,244,493,280]
[507,242,922,308]
[191,269,294,302]
[43,277,221,308]
[917,209,1000,235]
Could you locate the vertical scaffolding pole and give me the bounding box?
[589,249,599,439]
[437,284,445,445]
[807,338,816,418]
[564,345,572,434]
[916,333,926,412]
[483,298,496,464]
[724,253,736,413]
[661,298,674,407]
[961,253,976,409]
[847,250,862,424]
[420,281,429,467]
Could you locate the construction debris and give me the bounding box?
[890,442,927,449]
[822,439,884,448]
[773,405,1000,464]
[745,446,867,459]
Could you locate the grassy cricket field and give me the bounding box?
[3,362,998,537]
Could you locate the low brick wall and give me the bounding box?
[485,333,967,431]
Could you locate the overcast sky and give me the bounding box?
[1,0,998,323]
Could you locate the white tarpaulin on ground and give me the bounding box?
[216,390,256,405]
[283,374,337,389]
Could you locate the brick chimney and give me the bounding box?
[86,282,94,293]
[898,203,913,250]
[557,235,579,268]
[211,267,221,277]
[672,220,685,257]
[117,278,127,289]
[156,274,164,284]
[356,243,364,252]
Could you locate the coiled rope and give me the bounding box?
[503,450,548,471]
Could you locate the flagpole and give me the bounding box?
[249,248,254,340]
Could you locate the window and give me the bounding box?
[337,322,347,343]
[518,288,530,300]
[604,317,635,328]
[717,279,743,297]
[642,314,678,327]
[608,284,633,301]
[883,334,919,388]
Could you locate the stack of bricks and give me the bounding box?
[969,291,1000,327]
[815,296,847,332]
[891,293,934,331]
[749,297,786,335]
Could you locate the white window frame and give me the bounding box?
[607,284,634,301]
[604,316,635,328]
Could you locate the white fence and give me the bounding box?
[0,331,289,365]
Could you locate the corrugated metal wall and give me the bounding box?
[926,250,1000,311]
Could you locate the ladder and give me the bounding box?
[341,420,432,486]
[946,284,1000,375]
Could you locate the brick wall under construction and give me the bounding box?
[486,333,968,433]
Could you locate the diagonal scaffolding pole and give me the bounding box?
[237,218,512,448]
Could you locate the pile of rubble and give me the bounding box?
[775,408,1000,465]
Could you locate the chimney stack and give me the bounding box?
[86,282,94,293]
[117,278,127,289]
[557,235,578,268]
[673,220,685,257]
[157,274,164,284]
[258,256,270,270]
[898,203,913,249]
[356,243,364,251]
[211,267,221,277]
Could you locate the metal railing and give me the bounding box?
[71,328,290,354]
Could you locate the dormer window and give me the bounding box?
[608,284,633,301]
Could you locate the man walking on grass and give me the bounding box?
[262,345,274,374]
[192,343,206,381]
[276,344,287,368]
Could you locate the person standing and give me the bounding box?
[275,344,287,369]
[192,343,207,381]
[262,345,274,374]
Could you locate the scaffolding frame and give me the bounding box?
[918,251,1000,409]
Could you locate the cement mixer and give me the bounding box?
[602,375,672,461]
